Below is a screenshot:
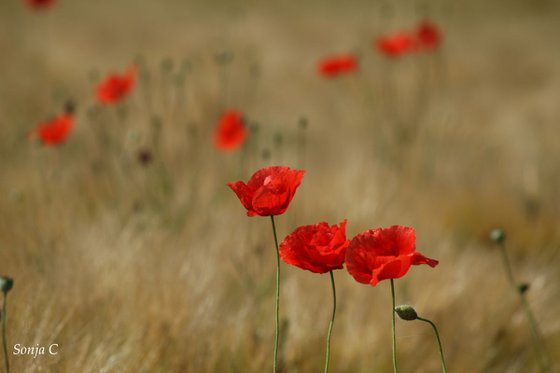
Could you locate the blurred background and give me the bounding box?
[0,0,559,371]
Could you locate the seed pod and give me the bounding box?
[0,276,14,294]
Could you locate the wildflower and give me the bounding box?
[416,21,441,50]
[24,0,56,10]
[227,166,305,217]
[346,225,438,286]
[280,220,349,273]
[96,67,135,104]
[376,33,415,57]
[214,110,247,151]
[34,113,74,146]
[318,55,358,77]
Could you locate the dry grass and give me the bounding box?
[1,0,559,372]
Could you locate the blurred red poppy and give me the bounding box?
[318,55,358,77]
[376,33,415,57]
[96,67,135,105]
[346,226,438,286]
[227,166,305,217]
[24,0,56,9]
[214,110,247,151]
[279,220,349,274]
[34,113,74,146]
[416,21,441,50]
[317,54,358,78]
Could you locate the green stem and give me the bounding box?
[390,279,398,373]
[324,271,337,373]
[498,242,550,372]
[497,243,516,287]
[519,292,551,372]
[417,317,447,373]
[270,216,280,373]
[2,293,9,373]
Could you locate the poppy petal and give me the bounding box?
[410,252,439,267]
[226,181,255,216]
[280,220,349,274]
[346,225,438,286]
[369,256,412,286]
[227,166,305,217]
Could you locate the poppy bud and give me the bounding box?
[175,73,185,86]
[490,229,506,244]
[160,58,174,73]
[518,283,530,294]
[249,122,260,134]
[261,148,271,161]
[64,100,76,115]
[273,133,283,146]
[151,116,162,129]
[298,117,308,130]
[0,276,13,294]
[137,148,153,166]
[141,70,151,83]
[395,305,418,321]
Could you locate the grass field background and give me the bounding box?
[1,0,559,371]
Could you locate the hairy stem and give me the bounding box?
[270,216,281,373]
[498,242,550,372]
[390,279,398,373]
[324,271,337,373]
[417,317,447,373]
[2,294,9,373]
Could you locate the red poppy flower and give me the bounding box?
[279,220,349,274]
[214,110,247,151]
[416,21,441,50]
[346,226,438,286]
[34,113,74,146]
[318,55,358,77]
[96,67,135,105]
[24,0,56,9]
[376,33,415,57]
[227,166,305,217]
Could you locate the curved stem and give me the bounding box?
[2,294,9,373]
[519,292,551,372]
[390,279,398,373]
[417,317,447,373]
[497,242,516,287]
[270,216,280,373]
[324,271,337,373]
[498,242,550,372]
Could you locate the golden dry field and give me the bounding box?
[1,0,559,372]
